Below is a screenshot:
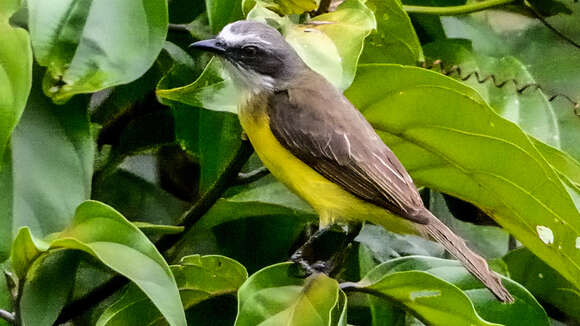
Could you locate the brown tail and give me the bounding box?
[418,209,514,303]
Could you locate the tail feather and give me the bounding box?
[418,210,514,303]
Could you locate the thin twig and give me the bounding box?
[403,0,515,16]
[0,310,15,324]
[234,166,270,185]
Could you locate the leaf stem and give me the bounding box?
[403,0,516,16]
[0,310,15,324]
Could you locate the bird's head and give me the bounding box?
[191,20,306,93]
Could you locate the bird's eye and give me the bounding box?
[242,45,259,56]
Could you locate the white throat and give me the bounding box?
[220,58,276,94]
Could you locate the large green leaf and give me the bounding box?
[235,262,345,326]
[10,201,187,326]
[440,5,580,161]
[96,255,248,326]
[344,64,580,292]
[359,0,423,64]
[0,0,32,165]
[504,248,580,322]
[347,256,548,325]
[423,40,560,149]
[27,0,168,102]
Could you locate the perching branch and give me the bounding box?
[403,0,515,16]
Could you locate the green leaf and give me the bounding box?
[9,70,93,240]
[0,0,32,165]
[92,170,188,227]
[197,109,244,193]
[157,58,239,114]
[423,41,560,149]
[171,179,314,272]
[504,248,580,322]
[96,255,248,326]
[440,6,580,161]
[53,201,186,326]
[526,0,572,16]
[9,228,47,279]
[19,251,79,326]
[348,256,549,326]
[345,64,580,293]
[27,0,168,102]
[194,180,314,231]
[235,262,344,326]
[205,0,244,33]
[356,224,444,261]
[357,243,407,326]
[429,191,509,259]
[359,0,423,64]
[10,201,186,326]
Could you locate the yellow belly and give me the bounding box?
[238,109,417,235]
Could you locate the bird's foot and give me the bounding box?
[290,222,362,277]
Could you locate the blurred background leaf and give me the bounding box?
[2,68,94,259]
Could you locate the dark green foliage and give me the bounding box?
[0,0,579,325]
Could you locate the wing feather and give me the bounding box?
[267,76,428,224]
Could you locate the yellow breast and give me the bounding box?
[237,97,417,234]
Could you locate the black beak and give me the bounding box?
[189,39,226,54]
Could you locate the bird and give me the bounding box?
[191,20,514,303]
